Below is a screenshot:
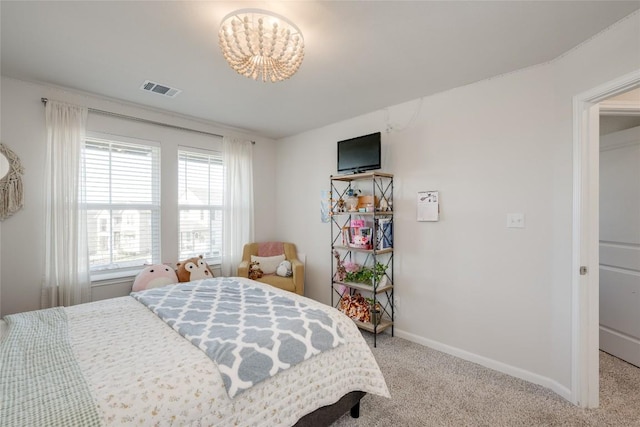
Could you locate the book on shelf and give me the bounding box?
[360,226,372,241]
[376,218,393,250]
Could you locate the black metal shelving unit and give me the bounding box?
[330,172,394,347]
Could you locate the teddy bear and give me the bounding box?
[248,261,263,280]
[132,264,179,292]
[176,255,214,282]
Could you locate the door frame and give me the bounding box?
[572,69,640,408]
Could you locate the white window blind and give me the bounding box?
[83,136,161,273]
[178,147,223,262]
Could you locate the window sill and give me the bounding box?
[91,269,139,287]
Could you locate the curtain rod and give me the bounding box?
[40,98,255,144]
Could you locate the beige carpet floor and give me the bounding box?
[332,333,640,426]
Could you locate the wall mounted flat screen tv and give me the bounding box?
[337,132,381,174]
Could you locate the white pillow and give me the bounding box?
[251,254,286,275]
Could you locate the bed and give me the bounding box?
[0,277,389,426]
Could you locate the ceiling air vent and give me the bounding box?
[140,80,182,98]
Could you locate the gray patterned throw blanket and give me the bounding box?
[0,308,101,427]
[131,278,344,398]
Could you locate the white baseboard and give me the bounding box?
[394,328,573,404]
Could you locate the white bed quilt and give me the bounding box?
[66,278,390,426]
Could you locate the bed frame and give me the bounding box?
[294,391,365,426]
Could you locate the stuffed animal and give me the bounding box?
[248,261,263,280]
[132,264,179,292]
[352,234,370,248]
[276,260,292,277]
[339,292,370,323]
[176,255,214,282]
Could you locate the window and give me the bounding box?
[83,135,161,274]
[178,148,223,262]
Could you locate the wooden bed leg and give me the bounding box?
[350,401,360,418]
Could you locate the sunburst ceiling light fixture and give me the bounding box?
[218,9,305,83]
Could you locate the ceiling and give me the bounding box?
[2,1,639,139]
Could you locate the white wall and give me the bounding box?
[275,12,640,399]
[0,77,277,315]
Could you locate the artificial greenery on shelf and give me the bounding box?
[333,250,387,286]
[344,262,386,285]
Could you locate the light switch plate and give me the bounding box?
[507,213,525,228]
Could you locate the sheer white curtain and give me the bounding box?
[41,100,90,308]
[221,137,254,276]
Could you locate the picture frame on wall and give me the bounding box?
[417,190,439,221]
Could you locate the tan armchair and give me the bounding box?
[237,242,304,296]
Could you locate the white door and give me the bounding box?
[599,125,640,367]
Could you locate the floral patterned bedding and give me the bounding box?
[65,277,390,426]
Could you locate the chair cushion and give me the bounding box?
[258,275,297,293]
[251,254,286,275]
